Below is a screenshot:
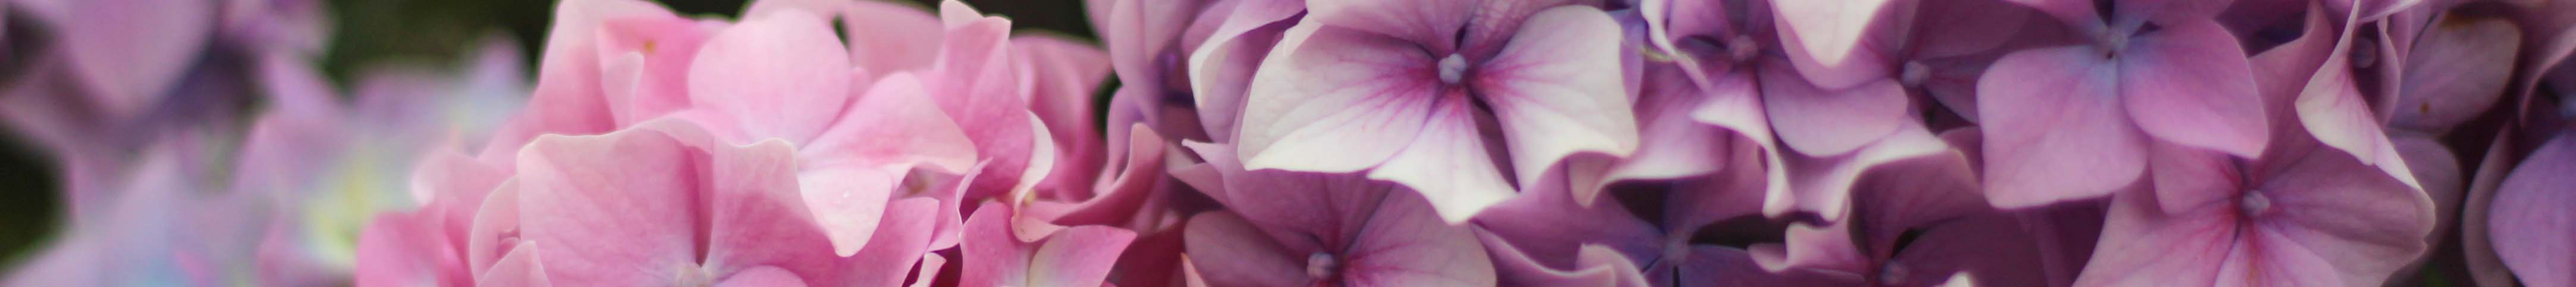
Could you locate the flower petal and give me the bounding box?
[2121,20,2270,158]
[700,139,848,285]
[1186,0,1303,141]
[1769,0,1892,71]
[512,129,705,286]
[1181,211,1311,287]
[1237,23,1441,173]
[1477,5,1641,191]
[1759,66,1908,157]
[1302,0,1473,52]
[686,10,852,144]
[2147,144,2245,215]
[2071,190,2236,287]
[1975,45,2147,208]
[593,16,713,126]
[59,0,213,115]
[840,0,944,74]
[2390,15,2520,132]
[1343,191,1497,287]
[476,242,554,287]
[712,267,809,287]
[2489,133,2576,287]
[1365,99,1518,223]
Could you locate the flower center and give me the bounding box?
[1877,262,1911,286]
[2350,38,2379,70]
[1662,233,1693,266]
[1899,61,1932,87]
[1726,35,1760,63]
[2238,191,2273,217]
[1306,252,1339,280]
[1437,53,1469,85]
[674,263,715,287]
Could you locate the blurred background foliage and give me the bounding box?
[0,0,1101,265]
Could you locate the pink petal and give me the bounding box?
[60,0,213,116]
[476,242,553,287]
[2255,145,2436,287]
[1758,66,1909,157]
[2208,227,2345,287]
[1576,65,1743,204]
[1343,191,1498,287]
[1476,6,1641,190]
[1301,0,1473,53]
[1769,0,1892,72]
[497,0,680,154]
[2115,0,2238,24]
[840,0,944,74]
[1236,23,1440,174]
[593,16,712,126]
[796,73,980,255]
[699,139,847,285]
[1471,167,1663,269]
[354,212,466,287]
[1016,35,1116,196]
[2147,144,2246,215]
[2292,37,2421,191]
[847,198,945,287]
[926,16,1046,202]
[2072,191,2236,287]
[511,129,705,286]
[686,10,853,144]
[1770,121,1957,223]
[2487,133,2576,287]
[1180,212,1309,287]
[1889,214,2062,287]
[1364,99,1518,223]
[1478,239,1649,287]
[711,267,809,287]
[2390,15,2520,132]
[2001,0,2102,32]
[962,202,1138,287]
[1186,0,1302,141]
[1975,45,2147,208]
[467,178,526,274]
[2120,20,2270,158]
[1038,126,1170,226]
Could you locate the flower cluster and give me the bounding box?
[0,0,2571,286]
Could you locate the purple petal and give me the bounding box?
[2121,20,2270,158]
[1302,0,1473,53]
[2490,133,2576,287]
[1182,211,1309,287]
[2390,14,2520,132]
[1184,0,1300,141]
[1236,23,1440,174]
[1343,191,1497,287]
[60,0,213,116]
[1769,0,1893,74]
[2071,190,2236,287]
[2147,144,2246,216]
[1759,65,1909,157]
[1975,46,2147,208]
[1476,5,1641,191]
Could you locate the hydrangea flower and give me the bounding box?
[1976,0,2275,208]
[1233,0,1639,222]
[1172,142,1494,287]
[468,121,943,287]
